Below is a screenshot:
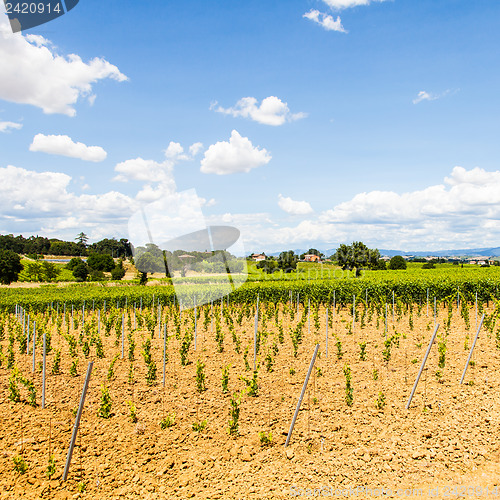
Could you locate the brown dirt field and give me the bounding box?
[1,303,500,499]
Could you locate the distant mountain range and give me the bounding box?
[267,247,500,258]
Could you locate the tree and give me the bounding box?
[134,246,165,283]
[256,257,278,274]
[111,259,126,280]
[388,255,407,270]
[72,261,89,282]
[66,257,84,271]
[0,249,23,285]
[277,251,298,273]
[75,232,89,246]
[87,253,115,272]
[422,261,435,269]
[334,241,371,277]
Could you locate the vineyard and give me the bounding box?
[1,272,500,499]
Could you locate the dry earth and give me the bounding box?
[1,302,499,499]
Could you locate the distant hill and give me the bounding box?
[266,246,500,258]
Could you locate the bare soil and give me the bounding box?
[1,303,499,499]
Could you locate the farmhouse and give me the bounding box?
[249,253,266,262]
[303,254,321,263]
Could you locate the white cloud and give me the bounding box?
[303,10,347,32]
[201,130,271,175]
[114,157,176,190]
[413,91,437,104]
[413,89,455,104]
[0,164,134,239]
[322,0,388,9]
[209,166,500,252]
[212,96,307,126]
[29,134,107,162]
[114,141,203,201]
[0,16,127,116]
[278,194,314,215]
[0,121,22,132]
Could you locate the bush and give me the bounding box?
[72,261,89,282]
[111,263,126,280]
[0,249,23,285]
[388,255,407,270]
[87,253,115,272]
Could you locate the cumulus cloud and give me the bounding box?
[322,0,388,9]
[303,10,347,33]
[29,134,107,162]
[212,96,307,126]
[209,166,500,252]
[278,194,314,215]
[114,140,204,202]
[0,164,134,239]
[201,130,271,175]
[0,121,22,133]
[0,16,127,116]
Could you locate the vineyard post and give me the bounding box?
[134,304,136,330]
[333,290,336,315]
[158,303,162,339]
[26,314,30,355]
[211,300,213,335]
[308,298,311,336]
[325,307,328,358]
[104,300,106,313]
[406,323,440,409]
[460,313,485,385]
[98,310,100,336]
[22,309,25,343]
[42,332,47,409]
[32,321,36,373]
[365,288,368,306]
[71,305,74,330]
[82,302,85,328]
[121,314,125,359]
[63,362,93,481]
[254,295,259,370]
[392,291,395,323]
[385,304,387,339]
[285,343,320,447]
[426,289,429,317]
[457,289,459,315]
[475,291,478,330]
[194,299,197,351]
[297,293,300,315]
[92,300,94,314]
[434,297,437,325]
[352,295,355,334]
[163,323,167,387]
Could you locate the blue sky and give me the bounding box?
[1,0,500,254]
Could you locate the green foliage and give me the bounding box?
[46,455,56,478]
[228,392,242,435]
[343,363,353,407]
[258,431,273,446]
[388,255,407,270]
[98,384,112,418]
[376,391,386,410]
[69,359,78,377]
[359,341,367,361]
[372,368,378,381]
[335,336,343,359]
[127,400,138,423]
[13,455,27,474]
[222,364,230,394]
[0,249,23,285]
[196,359,207,392]
[159,413,175,429]
[8,368,21,402]
[107,354,119,381]
[241,369,259,397]
[192,420,207,432]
